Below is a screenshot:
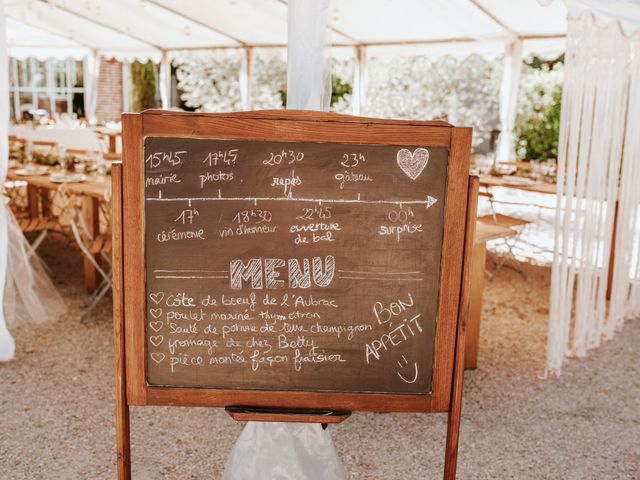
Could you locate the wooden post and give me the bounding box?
[443,175,479,480]
[82,196,101,293]
[112,163,131,479]
[464,241,486,370]
[109,135,117,154]
[606,200,619,300]
[27,184,39,218]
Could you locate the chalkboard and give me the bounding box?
[114,111,475,480]
[143,137,448,395]
[120,110,472,413]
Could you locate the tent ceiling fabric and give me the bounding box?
[4,0,569,60]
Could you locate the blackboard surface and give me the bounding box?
[143,136,448,395]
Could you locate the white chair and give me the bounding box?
[477,190,531,279]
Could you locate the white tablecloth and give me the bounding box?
[10,125,104,152]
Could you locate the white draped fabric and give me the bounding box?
[0,0,15,361]
[608,33,640,337]
[286,0,331,111]
[1,1,67,362]
[547,12,639,375]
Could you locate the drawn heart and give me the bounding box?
[150,352,165,364]
[149,335,164,347]
[149,308,162,319]
[397,148,429,180]
[149,321,163,333]
[149,292,164,305]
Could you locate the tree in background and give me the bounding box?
[174,52,242,112]
[514,55,563,162]
[131,60,159,112]
[172,51,503,150]
[366,54,502,149]
[278,74,353,110]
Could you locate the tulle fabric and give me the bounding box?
[3,202,66,328]
[223,422,347,480]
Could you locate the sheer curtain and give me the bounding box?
[547,13,639,375]
[0,0,15,361]
[285,0,331,111]
[0,0,65,362]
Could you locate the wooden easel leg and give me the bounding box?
[443,176,479,480]
[112,163,132,479]
[115,399,131,479]
[115,410,131,479]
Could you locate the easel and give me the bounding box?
[111,110,478,479]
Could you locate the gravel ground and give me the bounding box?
[0,237,638,480]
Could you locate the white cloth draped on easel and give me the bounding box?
[547,11,640,375]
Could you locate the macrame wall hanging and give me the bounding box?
[547,13,640,375]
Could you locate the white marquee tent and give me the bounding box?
[4,0,567,60]
[3,0,570,162]
[2,0,640,374]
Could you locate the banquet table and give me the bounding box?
[478,174,557,195]
[10,124,104,152]
[7,169,111,293]
[92,127,122,154]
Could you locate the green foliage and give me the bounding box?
[131,60,158,111]
[515,65,563,162]
[330,74,352,107]
[279,74,352,108]
[524,53,564,71]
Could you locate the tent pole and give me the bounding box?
[496,39,523,164]
[159,51,171,110]
[240,47,253,111]
[353,45,367,116]
[122,60,131,113]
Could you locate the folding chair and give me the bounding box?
[67,192,113,323]
[4,180,31,219]
[6,136,30,218]
[16,185,73,277]
[477,190,532,279]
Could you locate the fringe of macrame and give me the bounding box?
[547,13,639,376]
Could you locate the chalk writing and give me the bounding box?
[203,149,238,167]
[146,150,186,169]
[143,137,448,394]
[229,256,335,290]
[262,149,304,166]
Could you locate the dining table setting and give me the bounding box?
[6,137,115,295]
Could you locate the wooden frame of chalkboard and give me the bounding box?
[113,110,477,479]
